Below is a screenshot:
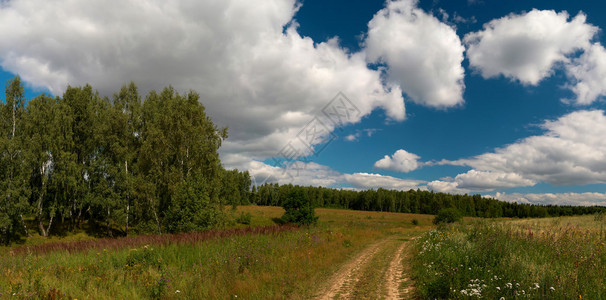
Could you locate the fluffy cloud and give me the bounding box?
[565,43,606,104]
[247,161,343,188]
[0,0,406,165]
[365,0,465,108]
[488,192,606,206]
[428,170,535,193]
[344,128,379,142]
[427,180,470,195]
[434,110,606,192]
[464,9,597,85]
[241,160,425,191]
[342,172,425,191]
[374,149,421,173]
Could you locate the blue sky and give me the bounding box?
[1,0,605,205]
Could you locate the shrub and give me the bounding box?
[125,245,160,268]
[236,212,252,225]
[412,219,419,226]
[433,208,462,225]
[163,174,222,233]
[281,189,318,226]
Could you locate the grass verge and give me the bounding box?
[411,215,606,299]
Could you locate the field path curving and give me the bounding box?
[315,235,417,300]
[383,237,416,299]
[384,241,407,299]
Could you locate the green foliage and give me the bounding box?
[0,76,257,242]
[281,189,318,226]
[0,76,30,244]
[221,169,251,208]
[163,175,222,233]
[236,212,252,225]
[433,208,463,225]
[125,245,161,269]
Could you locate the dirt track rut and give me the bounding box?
[315,236,415,300]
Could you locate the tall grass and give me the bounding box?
[1,206,433,299]
[10,224,297,255]
[412,215,606,299]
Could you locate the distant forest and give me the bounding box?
[1,76,603,244]
[248,183,605,219]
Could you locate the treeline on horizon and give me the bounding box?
[248,183,605,219]
[0,77,251,244]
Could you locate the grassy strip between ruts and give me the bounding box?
[411,215,606,299]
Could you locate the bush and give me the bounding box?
[163,175,222,233]
[281,189,318,226]
[411,219,419,226]
[236,212,252,225]
[433,208,462,225]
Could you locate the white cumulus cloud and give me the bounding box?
[343,172,425,191]
[365,0,466,108]
[464,9,598,85]
[565,43,606,104]
[242,160,425,191]
[0,0,407,166]
[374,149,422,173]
[488,192,606,206]
[429,170,535,193]
[434,110,606,192]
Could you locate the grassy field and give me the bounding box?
[7,206,603,299]
[412,214,606,299]
[0,206,433,299]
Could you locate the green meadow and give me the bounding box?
[412,214,606,299]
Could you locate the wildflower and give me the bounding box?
[175,290,181,294]
[496,287,501,290]
[550,287,555,291]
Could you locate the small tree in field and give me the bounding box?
[281,189,318,226]
[433,208,462,225]
[163,174,222,233]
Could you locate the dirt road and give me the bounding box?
[315,236,416,300]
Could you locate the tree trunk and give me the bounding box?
[125,160,129,236]
[45,215,54,236]
[37,195,47,237]
[39,219,46,237]
[12,100,16,138]
[151,197,161,234]
[20,215,30,237]
[37,173,47,236]
[107,207,112,237]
